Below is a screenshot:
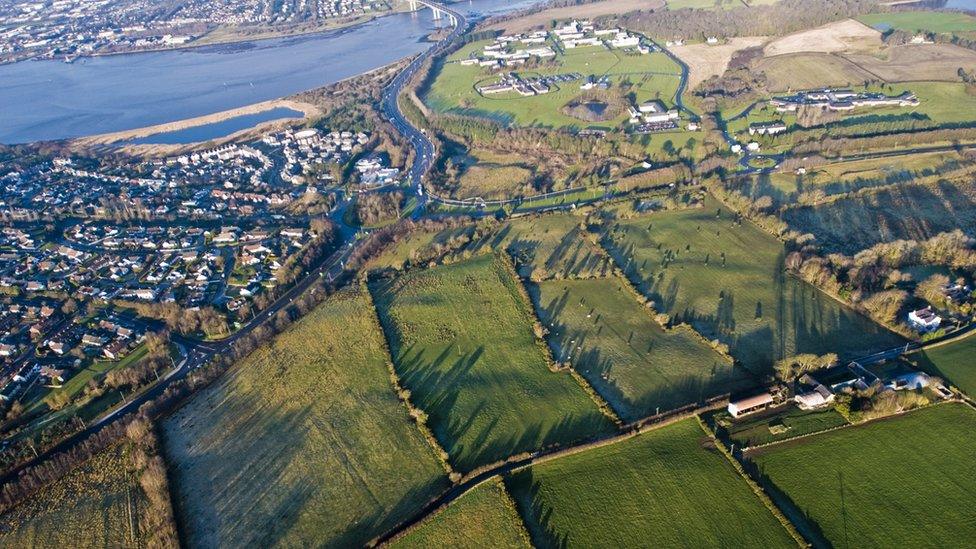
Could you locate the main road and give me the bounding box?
[379,0,467,218]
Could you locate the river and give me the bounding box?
[0,0,541,144]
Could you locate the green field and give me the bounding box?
[915,333,976,398]
[162,287,449,547]
[506,418,795,547]
[602,196,904,371]
[752,403,976,547]
[783,177,976,254]
[735,150,970,206]
[858,11,976,34]
[0,444,145,547]
[391,479,531,548]
[426,39,683,130]
[495,213,612,280]
[531,277,754,420]
[371,254,614,473]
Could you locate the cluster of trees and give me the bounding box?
[124,416,179,549]
[353,191,405,226]
[774,353,838,382]
[115,301,229,338]
[273,217,339,287]
[611,0,879,40]
[787,230,976,328]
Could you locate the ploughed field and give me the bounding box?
[370,254,614,473]
[505,418,795,548]
[601,196,904,371]
[530,276,754,421]
[390,479,531,549]
[0,444,146,547]
[161,287,449,547]
[750,403,976,547]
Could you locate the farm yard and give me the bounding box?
[600,196,904,371]
[370,254,615,473]
[161,287,449,548]
[530,277,753,421]
[390,479,531,549]
[782,178,976,254]
[750,403,976,547]
[505,418,795,547]
[0,444,145,547]
[424,38,684,131]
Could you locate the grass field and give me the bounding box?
[505,418,795,547]
[530,277,754,420]
[371,254,614,473]
[602,196,904,371]
[752,403,976,547]
[391,479,531,548]
[845,45,976,84]
[426,39,683,130]
[757,52,874,91]
[858,11,976,34]
[0,444,144,547]
[782,177,976,254]
[734,150,970,205]
[493,213,612,280]
[914,333,976,398]
[162,287,449,547]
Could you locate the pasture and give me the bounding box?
[425,39,683,130]
[756,52,874,91]
[734,150,970,206]
[162,287,449,547]
[601,196,904,371]
[845,45,976,84]
[530,277,753,421]
[371,254,614,473]
[857,11,976,34]
[751,403,976,547]
[0,444,144,547]
[496,213,612,280]
[505,418,795,547]
[391,479,531,549]
[915,333,976,398]
[782,177,976,254]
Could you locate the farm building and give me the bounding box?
[728,392,774,418]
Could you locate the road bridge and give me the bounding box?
[407,0,458,25]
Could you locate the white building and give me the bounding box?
[908,307,942,332]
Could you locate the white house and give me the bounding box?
[908,307,941,332]
[794,384,834,410]
[887,372,931,391]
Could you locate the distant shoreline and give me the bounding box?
[72,98,321,147]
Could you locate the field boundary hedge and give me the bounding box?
[497,251,624,426]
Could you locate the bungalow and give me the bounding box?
[748,122,787,136]
[908,307,941,332]
[728,392,774,418]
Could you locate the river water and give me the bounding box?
[0,0,541,144]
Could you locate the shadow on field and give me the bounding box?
[394,342,613,474]
[503,469,569,549]
[532,285,759,422]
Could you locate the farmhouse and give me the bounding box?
[908,306,941,332]
[887,372,931,391]
[794,383,834,410]
[728,392,774,418]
